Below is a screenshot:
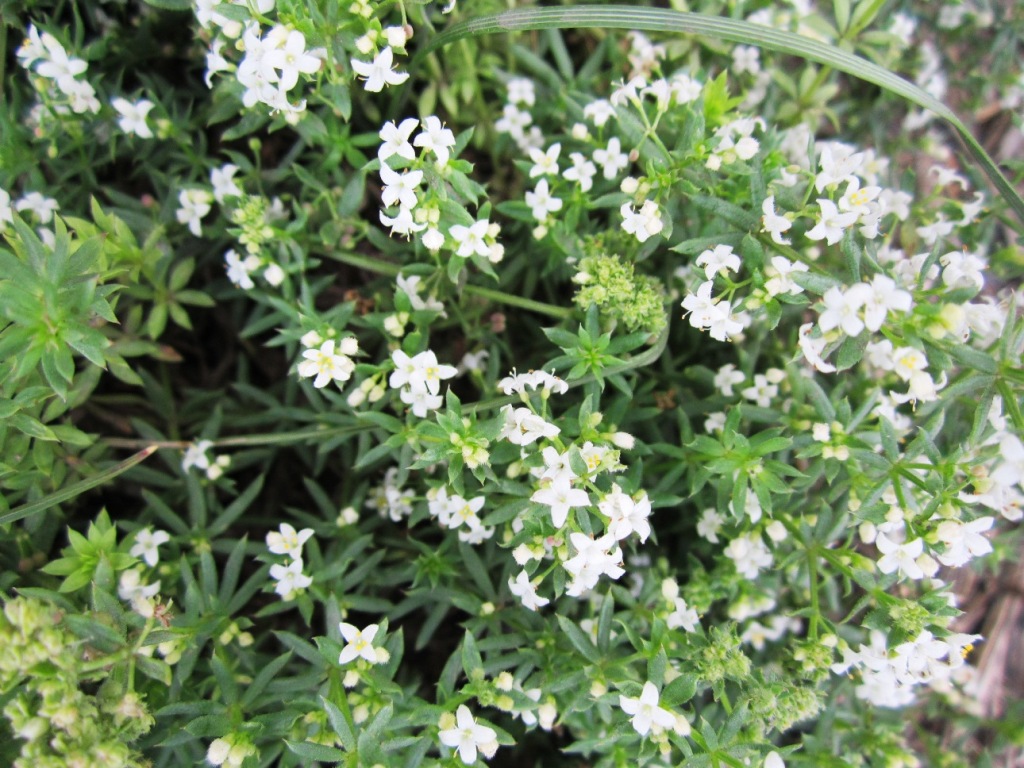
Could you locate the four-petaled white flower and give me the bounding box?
[351,46,409,92]
[525,179,563,221]
[508,570,550,611]
[130,528,170,567]
[379,117,419,162]
[269,559,312,599]
[439,705,498,765]
[618,681,676,736]
[593,136,629,179]
[298,338,358,388]
[449,220,491,258]
[532,482,590,528]
[266,523,314,560]
[112,97,155,138]
[338,622,381,664]
[176,188,213,237]
[380,163,423,210]
[414,116,457,166]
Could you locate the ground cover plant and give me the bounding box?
[1,0,1024,766]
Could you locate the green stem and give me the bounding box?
[806,545,821,639]
[328,249,573,318]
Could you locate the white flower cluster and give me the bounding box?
[367,467,415,523]
[0,188,59,238]
[493,371,652,605]
[182,439,231,480]
[832,629,980,708]
[197,0,328,118]
[681,245,752,342]
[266,522,314,600]
[17,25,100,114]
[297,333,358,389]
[389,348,457,418]
[428,487,493,545]
[961,399,1024,523]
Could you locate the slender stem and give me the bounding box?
[327,249,573,318]
[806,544,821,639]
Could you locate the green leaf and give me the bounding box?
[461,630,483,676]
[141,0,191,9]
[284,741,346,763]
[0,446,158,526]
[555,614,601,663]
[322,696,357,752]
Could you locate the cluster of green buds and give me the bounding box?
[1,597,153,768]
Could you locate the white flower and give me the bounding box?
[498,405,560,446]
[351,46,409,92]
[593,137,629,179]
[389,349,457,396]
[176,188,213,237]
[380,163,423,209]
[380,207,426,237]
[599,485,652,542]
[262,29,321,91]
[130,529,170,567]
[696,244,741,279]
[507,77,536,106]
[266,523,314,560]
[732,45,760,75]
[206,738,232,766]
[528,143,561,177]
[0,188,13,231]
[525,179,563,221]
[935,517,994,567]
[119,568,160,602]
[562,152,597,192]
[697,508,724,542]
[618,681,676,736]
[269,558,312,599]
[211,164,243,204]
[806,199,859,245]
[414,115,457,166]
[439,705,499,765]
[564,532,624,596]
[225,249,260,289]
[499,369,568,396]
[449,220,491,258]
[724,532,773,578]
[532,481,590,528]
[876,533,925,580]
[298,339,358,388]
[15,192,59,224]
[422,227,445,251]
[798,323,836,373]
[818,284,872,337]
[111,97,155,138]
[509,570,550,611]
[378,117,419,162]
[338,622,381,664]
[620,200,664,243]
[583,98,616,126]
[761,195,792,245]
[667,597,700,632]
[764,256,807,297]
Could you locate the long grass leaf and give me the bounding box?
[0,446,158,526]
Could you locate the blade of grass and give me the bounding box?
[418,6,1024,225]
[0,446,158,526]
